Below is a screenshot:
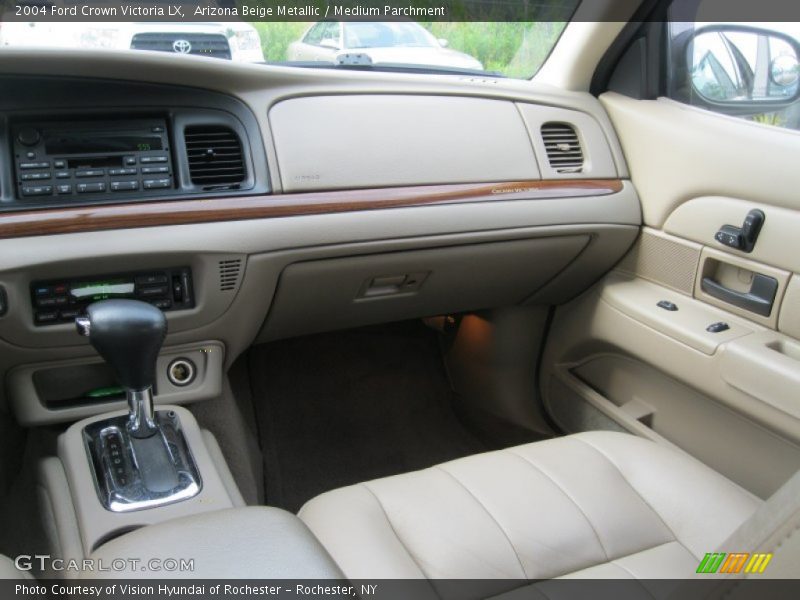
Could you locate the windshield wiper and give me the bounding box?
[269,61,504,79]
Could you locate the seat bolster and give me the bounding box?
[571,431,762,557]
[299,483,427,579]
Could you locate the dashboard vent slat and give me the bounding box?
[540,123,583,173]
[184,125,246,188]
[218,259,243,292]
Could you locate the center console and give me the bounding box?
[36,297,341,578]
[40,299,246,556]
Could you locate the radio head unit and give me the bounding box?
[12,119,174,203]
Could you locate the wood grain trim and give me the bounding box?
[0,179,623,240]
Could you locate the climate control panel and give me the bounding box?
[31,267,194,326]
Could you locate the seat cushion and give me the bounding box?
[299,431,761,580]
[84,507,343,579]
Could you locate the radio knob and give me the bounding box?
[17,128,41,147]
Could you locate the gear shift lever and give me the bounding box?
[76,299,166,438]
[75,299,200,512]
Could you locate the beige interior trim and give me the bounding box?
[541,276,798,443]
[270,95,541,192]
[8,341,225,425]
[56,406,241,556]
[780,276,800,340]
[535,11,636,91]
[601,93,800,228]
[615,228,702,295]
[601,272,756,355]
[720,332,800,420]
[664,196,800,275]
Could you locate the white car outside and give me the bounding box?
[287,21,483,71]
[0,20,264,63]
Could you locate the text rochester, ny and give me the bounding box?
[15,583,379,596]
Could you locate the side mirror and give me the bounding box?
[686,25,800,109]
[319,38,340,51]
[438,38,449,48]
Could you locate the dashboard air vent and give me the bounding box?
[540,123,583,173]
[185,125,246,187]
[218,259,243,292]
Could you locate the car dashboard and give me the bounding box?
[0,48,640,427]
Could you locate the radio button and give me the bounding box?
[55,171,70,179]
[138,285,168,298]
[22,185,53,196]
[35,311,59,324]
[33,285,51,298]
[143,178,171,190]
[56,184,72,194]
[135,274,168,285]
[76,182,106,194]
[54,159,67,169]
[20,172,51,181]
[108,168,137,176]
[36,297,57,307]
[140,156,168,164]
[110,181,139,192]
[19,161,50,170]
[75,169,105,178]
[60,308,81,320]
[124,156,137,166]
[141,166,169,175]
[152,299,172,309]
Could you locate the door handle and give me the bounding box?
[701,273,778,317]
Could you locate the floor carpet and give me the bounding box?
[248,321,488,512]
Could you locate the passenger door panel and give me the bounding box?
[541,92,800,498]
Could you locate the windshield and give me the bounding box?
[0,1,580,79]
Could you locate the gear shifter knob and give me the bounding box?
[77,299,167,438]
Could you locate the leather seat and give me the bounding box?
[299,431,761,580]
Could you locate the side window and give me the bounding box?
[319,22,340,47]
[304,23,326,46]
[668,20,800,130]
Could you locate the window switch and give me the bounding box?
[706,322,730,333]
[657,300,678,311]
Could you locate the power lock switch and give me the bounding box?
[706,322,730,333]
[657,300,678,311]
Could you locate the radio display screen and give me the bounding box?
[70,280,135,301]
[45,135,164,155]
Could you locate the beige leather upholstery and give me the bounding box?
[710,469,800,579]
[84,507,343,579]
[299,432,761,580]
[0,555,32,580]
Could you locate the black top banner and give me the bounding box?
[2,0,800,23]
